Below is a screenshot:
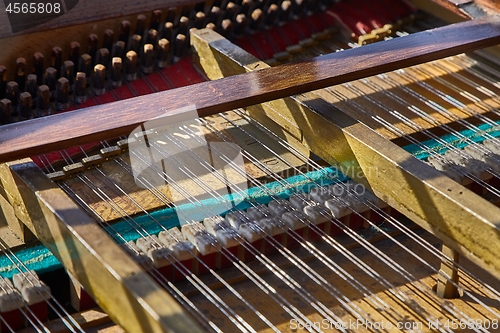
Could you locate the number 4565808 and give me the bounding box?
[5,2,61,14]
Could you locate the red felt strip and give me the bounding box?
[279,22,302,45]
[265,28,288,52]
[162,64,191,87]
[248,31,275,59]
[113,85,135,99]
[147,72,171,91]
[176,58,205,85]
[235,36,261,58]
[293,15,315,36]
[96,93,115,104]
[128,79,153,95]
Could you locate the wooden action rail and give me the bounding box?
[1,16,500,163]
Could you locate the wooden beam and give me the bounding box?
[435,244,460,299]
[1,16,500,163]
[0,159,205,333]
[191,28,500,280]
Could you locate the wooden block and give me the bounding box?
[0,277,23,332]
[12,271,50,324]
[0,188,35,242]
[68,273,96,312]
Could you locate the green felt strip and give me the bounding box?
[0,244,61,279]
[104,166,349,243]
[403,121,500,160]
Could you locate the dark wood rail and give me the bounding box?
[1,16,500,163]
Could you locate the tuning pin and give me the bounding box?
[88,34,99,65]
[0,66,6,99]
[0,98,12,124]
[78,54,92,84]
[240,0,254,16]
[112,41,126,59]
[249,8,263,31]
[6,81,19,108]
[119,20,131,42]
[61,60,75,89]
[165,7,176,23]
[33,52,45,86]
[150,10,162,30]
[146,29,158,46]
[141,44,155,74]
[180,4,192,19]
[93,64,106,95]
[234,14,248,36]
[56,77,70,111]
[69,41,81,69]
[178,16,190,36]
[44,67,57,98]
[173,34,186,62]
[292,0,306,18]
[157,39,170,68]
[279,0,292,22]
[37,85,51,116]
[74,72,87,103]
[26,74,38,105]
[162,22,174,42]
[265,4,279,27]
[224,2,238,20]
[130,34,142,55]
[110,57,123,88]
[15,58,26,91]
[125,51,138,81]
[135,14,147,36]
[52,46,63,75]
[96,48,110,67]
[209,6,222,25]
[103,29,114,52]
[220,19,233,37]
[194,2,205,12]
[19,92,32,120]
[194,12,206,29]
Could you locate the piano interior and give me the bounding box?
[0,0,500,332]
